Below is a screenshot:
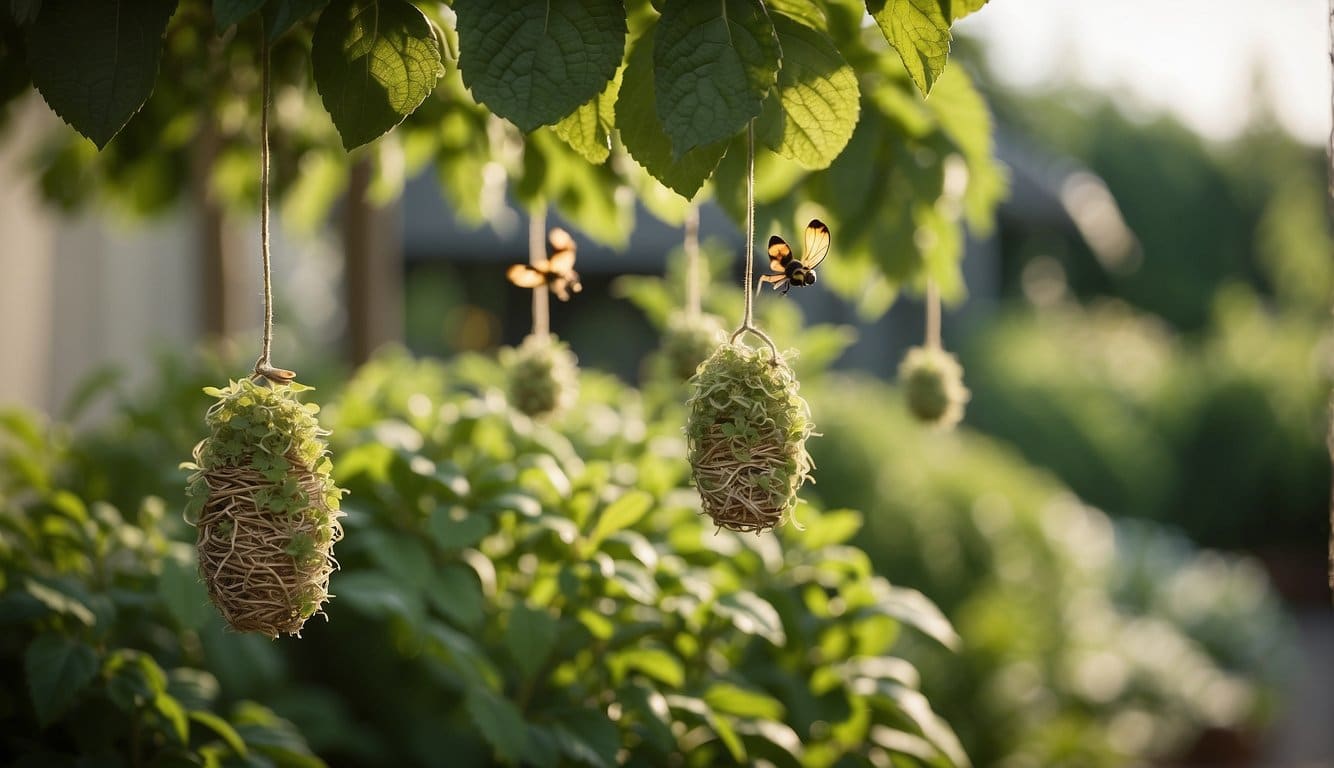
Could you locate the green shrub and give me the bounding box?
[807,375,1294,767]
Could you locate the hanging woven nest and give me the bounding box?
[686,343,814,533]
[898,345,970,429]
[185,378,344,638]
[503,333,579,418]
[658,312,726,382]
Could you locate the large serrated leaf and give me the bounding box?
[24,634,98,725]
[466,687,528,764]
[551,67,620,164]
[25,0,176,148]
[264,0,329,41]
[504,602,558,680]
[312,0,444,149]
[455,0,625,133]
[616,32,727,199]
[758,14,859,170]
[867,0,951,97]
[213,0,265,32]
[653,0,780,155]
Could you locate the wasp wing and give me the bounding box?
[803,219,831,270]
[547,227,576,255]
[506,264,549,288]
[547,248,577,275]
[767,236,792,271]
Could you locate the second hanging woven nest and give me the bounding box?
[186,378,344,638]
[686,343,814,533]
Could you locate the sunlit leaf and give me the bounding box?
[653,0,780,154]
[758,13,860,169]
[867,0,951,96]
[455,0,625,132]
[311,0,444,149]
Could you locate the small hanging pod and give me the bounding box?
[503,333,580,418]
[187,379,344,637]
[686,343,814,533]
[898,345,970,428]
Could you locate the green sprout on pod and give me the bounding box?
[503,334,579,418]
[898,345,971,429]
[185,378,344,637]
[686,343,815,533]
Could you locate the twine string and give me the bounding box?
[925,279,942,350]
[684,204,701,318]
[252,27,291,384]
[529,204,549,339]
[729,121,777,359]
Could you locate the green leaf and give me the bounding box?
[189,710,248,756]
[264,0,329,41]
[158,548,211,631]
[466,687,528,764]
[876,682,971,768]
[333,571,420,623]
[154,693,189,743]
[875,585,959,650]
[703,681,784,720]
[609,647,684,689]
[867,0,951,96]
[940,0,987,22]
[713,590,785,645]
[586,490,652,552]
[615,32,727,199]
[311,0,444,149]
[800,509,863,548]
[105,649,168,711]
[213,0,266,32]
[504,602,558,680]
[455,0,626,133]
[427,505,492,551]
[24,635,98,725]
[551,709,619,768]
[757,14,859,170]
[24,0,176,148]
[551,66,620,164]
[653,0,779,155]
[426,564,484,629]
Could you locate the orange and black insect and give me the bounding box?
[506,227,583,301]
[760,219,830,295]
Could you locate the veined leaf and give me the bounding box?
[758,13,859,170]
[940,0,987,22]
[25,0,176,148]
[653,0,779,155]
[455,0,626,133]
[311,0,444,149]
[504,602,558,680]
[213,0,265,32]
[616,32,727,199]
[466,687,528,765]
[552,66,621,164]
[24,635,98,725]
[264,0,329,41]
[867,0,951,97]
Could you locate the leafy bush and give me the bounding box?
[0,409,323,767]
[961,295,1330,551]
[807,375,1294,767]
[2,352,969,767]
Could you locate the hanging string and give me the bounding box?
[529,203,549,339]
[684,204,701,319]
[729,121,777,358]
[252,24,291,384]
[925,278,942,350]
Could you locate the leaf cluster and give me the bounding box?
[0,0,1004,312]
[0,408,323,766]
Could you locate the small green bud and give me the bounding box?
[503,334,579,418]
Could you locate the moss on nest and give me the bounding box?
[185,378,344,638]
[503,334,579,418]
[686,343,814,533]
[898,345,970,428]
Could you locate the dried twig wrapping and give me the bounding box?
[686,343,814,533]
[186,379,344,637]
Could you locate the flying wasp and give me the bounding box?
[506,227,583,301]
[759,219,830,295]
